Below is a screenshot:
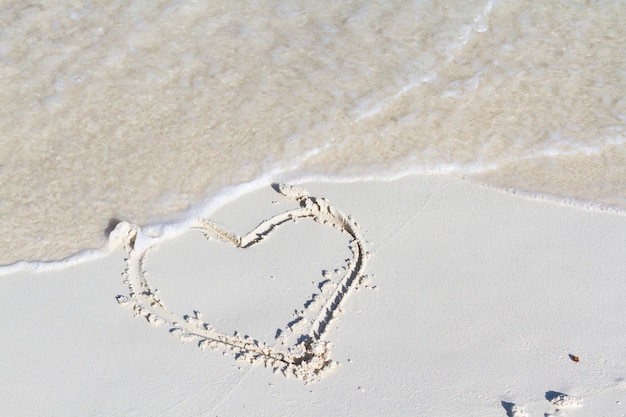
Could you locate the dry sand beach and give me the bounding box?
[2,176,626,416]
[2,1,626,416]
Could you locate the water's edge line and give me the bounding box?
[2,171,625,275]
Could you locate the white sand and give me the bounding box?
[2,175,626,416]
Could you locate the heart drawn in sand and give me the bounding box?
[115,184,371,383]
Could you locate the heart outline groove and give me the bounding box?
[115,184,372,383]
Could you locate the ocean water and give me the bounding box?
[1,0,625,268]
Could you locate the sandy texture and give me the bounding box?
[2,176,626,416]
[116,184,370,382]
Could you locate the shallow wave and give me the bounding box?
[1,0,625,266]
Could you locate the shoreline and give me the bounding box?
[2,175,626,415]
[3,173,626,275]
